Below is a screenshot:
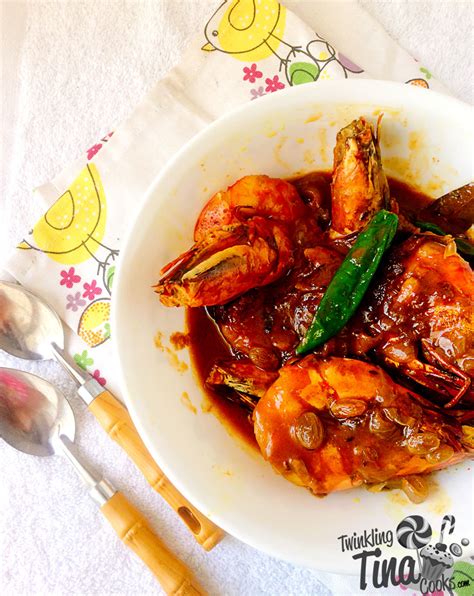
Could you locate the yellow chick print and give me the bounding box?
[18,163,109,266]
[78,298,111,348]
[202,0,287,62]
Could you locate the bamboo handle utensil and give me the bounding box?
[102,492,205,595]
[89,389,225,551]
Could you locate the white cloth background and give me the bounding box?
[0,1,472,595]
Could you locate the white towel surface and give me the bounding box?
[0,2,472,595]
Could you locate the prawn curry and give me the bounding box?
[155,117,474,503]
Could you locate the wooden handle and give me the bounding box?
[102,491,205,595]
[89,389,224,551]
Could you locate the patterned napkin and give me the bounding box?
[6,0,448,399]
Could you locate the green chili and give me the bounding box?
[454,238,474,257]
[415,220,474,257]
[297,210,398,355]
[415,221,445,235]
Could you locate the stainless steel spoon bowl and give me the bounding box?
[0,367,111,499]
[0,280,90,395]
[0,281,63,361]
[0,367,75,456]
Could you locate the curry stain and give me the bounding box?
[384,154,447,197]
[264,122,285,139]
[201,396,213,413]
[181,391,197,414]
[388,491,410,507]
[427,481,452,516]
[303,149,315,166]
[408,131,421,151]
[212,464,233,477]
[384,477,449,522]
[170,331,190,351]
[318,128,329,164]
[385,490,411,523]
[154,329,188,373]
[296,138,305,144]
[424,175,448,196]
[372,107,402,119]
[154,331,164,349]
[384,137,442,194]
[273,135,290,171]
[384,157,419,189]
[305,112,322,123]
[166,348,188,373]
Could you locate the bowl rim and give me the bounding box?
[112,79,473,571]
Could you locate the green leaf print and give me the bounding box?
[420,67,432,79]
[289,61,320,85]
[74,350,94,370]
[106,265,115,293]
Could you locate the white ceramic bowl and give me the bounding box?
[113,80,473,572]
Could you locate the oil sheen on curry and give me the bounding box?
[155,116,474,503]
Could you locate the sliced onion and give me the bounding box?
[461,425,474,449]
[284,457,312,487]
[366,482,388,493]
[443,239,457,258]
[401,475,429,503]
[467,224,474,243]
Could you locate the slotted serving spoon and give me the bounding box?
[0,367,204,595]
[0,280,223,549]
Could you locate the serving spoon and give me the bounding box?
[0,367,204,595]
[0,280,224,550]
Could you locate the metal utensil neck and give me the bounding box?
[58,435,115,506]
[50,342,104,405]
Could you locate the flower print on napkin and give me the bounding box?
[242,63,263,83]
[60,267,81,288]
[86,132,114,161]
[66,292,86,312]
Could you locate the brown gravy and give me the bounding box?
[186,305,258,448]
[186,174,433,447]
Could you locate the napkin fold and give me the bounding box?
[5,0,447,399]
